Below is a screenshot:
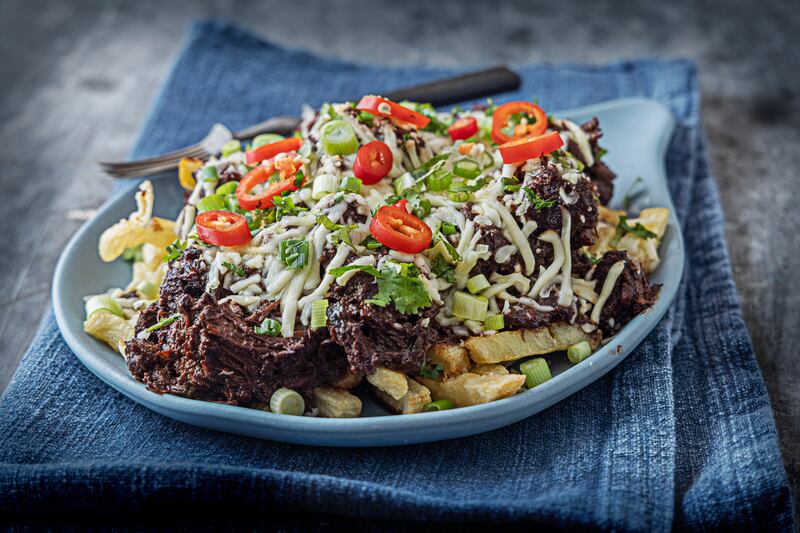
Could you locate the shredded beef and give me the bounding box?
[524,162,599,249]
[460,203,520,276]
[125,249,348,406]
[593,251,660,335]
[558,117,615,205]
[504,300,572,330]
[326,273,439,374]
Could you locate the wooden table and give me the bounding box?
[2,0,798,504]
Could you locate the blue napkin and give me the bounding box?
[0,21,793,531]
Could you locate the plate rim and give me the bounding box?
[52,96,683,446]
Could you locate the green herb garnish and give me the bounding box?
[222,261,246,277]
[279,238,309,270]
[611,215,657,246]
[522,186,556,211]
[419,360,444,379]
[329,263,432,314]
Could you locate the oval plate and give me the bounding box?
[53,97,682,447]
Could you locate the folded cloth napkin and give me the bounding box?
[0,21,793,531]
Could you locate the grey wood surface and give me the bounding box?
[2,0,798,504]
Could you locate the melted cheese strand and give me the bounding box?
[591,260,625,323]
[336,255,376,286]
[490,200,535,275]
[558,208,574,307]
[529,229,565,297]
[280,265,312,337]
[298,243,351,324]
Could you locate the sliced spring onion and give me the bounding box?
[466,274,490,294]
[484,314,504,331]
[195,194,227,213]
[320,119,358,155]
[254,318,281,336]
[448,190,470,203]
[520,358,551,389]
[310,299,329,329]
[451,292,488,321]
[454,159,481,179]
[478,150,495,169]
[215,181,238,195]
[426,169,452,192]
[279,238,309,270]
[567,340,593,364]
[252,133,284,148]
[221,139,241,157]
[339,176,362,194]
[269,387,305,416]
[136,281,158,300]
[85,294,124,318]
[441,222,457,235]
[312,174,339,200]
[199,166,218,182]
[423,399,455,412]
[144,313,181,333]
[393,173,415,196]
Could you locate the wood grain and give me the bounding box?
[1,0,798,503]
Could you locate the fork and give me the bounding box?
[99,66,521,179]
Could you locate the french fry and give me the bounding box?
[366,367,408,400]
[427,343,470,377]
[83,310,136,354]
[465,323,601,364]
[591,207,669,273]
[313,387,362,418]
[373,377,431,414]
[471,364,509,376]
[418,372,525,407]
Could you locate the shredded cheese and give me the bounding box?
[557,208,574,307]
[490,200,535,275]
[529,230,565,297]
[591,260,625,323]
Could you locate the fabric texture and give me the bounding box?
[0,21,793,531]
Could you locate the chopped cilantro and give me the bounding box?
[611,215,657,246]
[272,195,308,220]
[502,176,521,194]
[431,256,456,283]
[522,186,557,211]
[222,261,246,277]
[361,236,383,250]
[329,263,432,314]
[419,360,443,379]
[279,238,309,270]
[163,239,188,262]
[316,214,357,246]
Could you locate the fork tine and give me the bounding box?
[99,143,206,169]
[100,148,208,173]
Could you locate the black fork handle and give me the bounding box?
[385,66,521,107]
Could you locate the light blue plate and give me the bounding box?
[53,97,683,447]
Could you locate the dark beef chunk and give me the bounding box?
[218,164,243,188]
[341,201,368,225]
[504,298,573,330]
[326,273,439,374]
[560,117,615,205]
[158,247,208,313]
[524,162,598,249]
[587,161,615,206]
[460,203,520,276]
[125,251,348,406]
[593,251,660,335]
